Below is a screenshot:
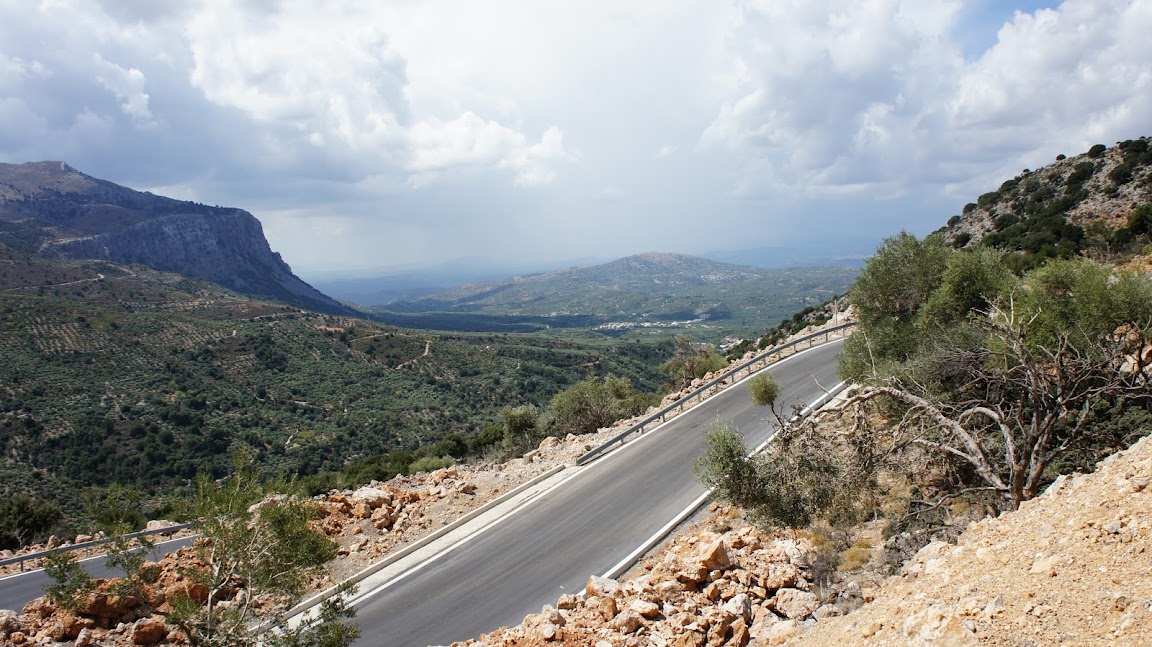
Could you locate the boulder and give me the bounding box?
[586,575,621,598]
[350,487,392,509]
[771,589,820,620]
[766,619,801,645]
[699,539,731,571]
[130,616,167,644]
[611,610,644,634]
[630,599,661,619]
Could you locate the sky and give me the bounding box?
[1,0,1150,280]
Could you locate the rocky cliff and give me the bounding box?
[0,161,351,315]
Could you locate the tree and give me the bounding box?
[550,375,650,437]
[167,456,358,646]
[660,335,727,391]
[839,233,950,381]
[747,373,780,410]
[0,494,61,549]
[694,421,856,529]
[840,258,1152,511]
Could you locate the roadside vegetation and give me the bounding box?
[699,138,1152,576]
[699,230,1152,570]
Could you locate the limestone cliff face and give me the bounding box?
[0,161,351,315]
[46,209,343,309]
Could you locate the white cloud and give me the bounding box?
[93,54,155,128]
[406,113,571,187]
[701,0,1152,200]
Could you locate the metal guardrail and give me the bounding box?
[576,322,855,465]
[0,523,192,572]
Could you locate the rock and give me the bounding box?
[351,503,372,519]
[901,605,978,646]
[812,604,843,619]
[611,610,644,634]
[535,621,560,641]
[760,563,803,591]
[748,607,780,639]
[74,628,98,647]
[35,620,66,642]
[75,534,94,544]
[674,631,706,647]
[771,589,820,620]
[130,616,167,644]
[523,449,541,462]
[457,482,478,495]
[1029,554,1060,576]
[557,594,581,610]
[45,535,61,549]
[722,593,751,621]
[699,539,731,571]
[729,617,750,646]
[144,520,178,532]
[766,619,801,645]
[586,575,621,598]
[350,487,392,509]
[540,605,565,626]
[592,596,618,621]
[630,599,661,619]
[539,436,560,448]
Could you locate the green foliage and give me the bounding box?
[1088,143,1107,158]
[499,404,541,453]
[550,375,649,437]
[695,422,851,529]
[660,334,728,390]
[916,247,1015,332]
[408,455,455,474]
[169,455,353,647]
[43,550,93,613]
[748,373,780,409]
[1129,203,1152,237]
[0,494,62,549]
[840,233,949,381]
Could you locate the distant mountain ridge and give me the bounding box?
[381,252,858,336]
[0,161,351,315]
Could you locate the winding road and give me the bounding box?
[348,338,843,646]
[0,338,843,647]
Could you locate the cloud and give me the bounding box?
[406,113,571,187]
[92,55,155,128]
[700,0,1152,200]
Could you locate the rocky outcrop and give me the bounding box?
[782,434,1152,646]
[456,525,826,646]
[0,161,351,315]
[48,208,346,313]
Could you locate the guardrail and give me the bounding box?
[576,322,855,466]
[0,523,192,573]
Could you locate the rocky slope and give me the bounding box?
[0,161,351,315]
[943,138,1152,249]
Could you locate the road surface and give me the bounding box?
[349,339,843,646]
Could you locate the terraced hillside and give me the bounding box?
[0,245,670,515]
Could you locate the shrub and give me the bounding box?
[1088,144,1107,158]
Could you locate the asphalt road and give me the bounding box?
[0,339,842,643]
[350,338,844,646]
[0,537,192,612]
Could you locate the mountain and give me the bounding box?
[0,243,671,514]
[380,252,859,337]
[940,137,1152,267]
[0,161,351,315]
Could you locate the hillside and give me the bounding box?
[0,245,670,519]
[0,161,350,315]
[379,252,858,337]
[941,137,1152,269]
